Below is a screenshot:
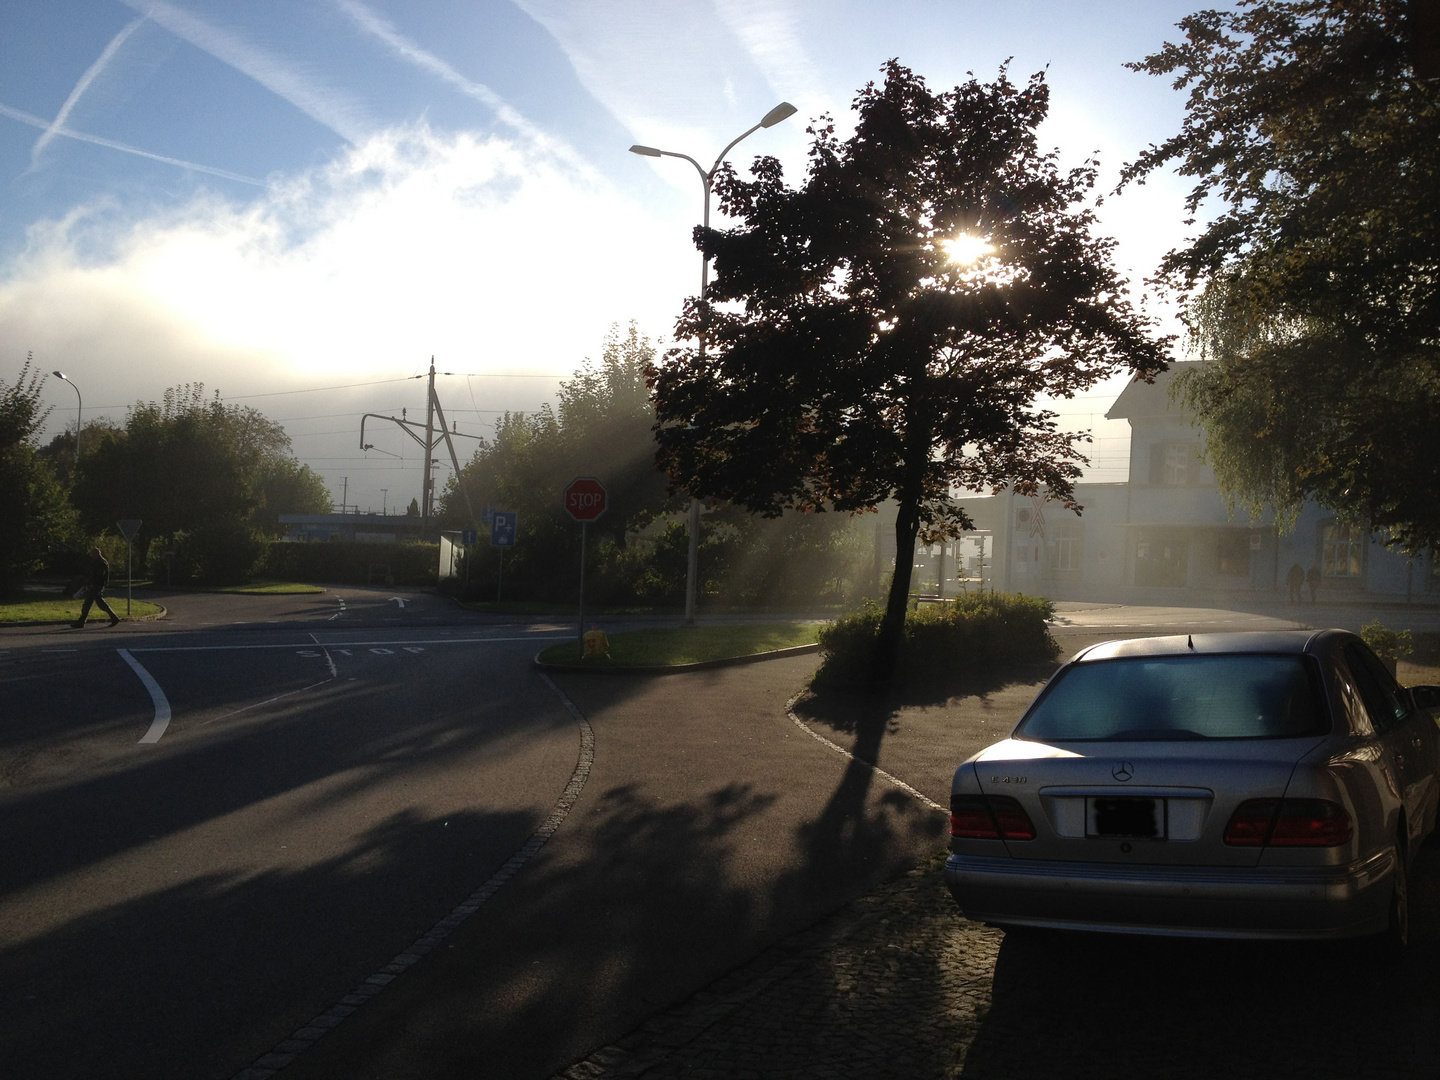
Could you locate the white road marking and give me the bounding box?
[119,649,172,744]
[198,678,336,726]
[389,597,406,608]
[308,632,339,678]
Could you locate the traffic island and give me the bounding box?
[534,623,820,674]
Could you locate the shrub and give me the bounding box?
[257,539,438,586]
[815,592,1058,685]
[1361,619,1413,660]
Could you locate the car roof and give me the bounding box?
[1072,629,1352,663]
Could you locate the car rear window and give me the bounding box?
[1015,655,1327,742]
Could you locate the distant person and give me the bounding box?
[73,548,120,629]
[1306,563,1321,603]
[1286,562,1305,603]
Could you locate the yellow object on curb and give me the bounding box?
[583,628,610,658]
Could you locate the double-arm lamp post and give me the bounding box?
[630,100,797,625]
[52,370,82,462]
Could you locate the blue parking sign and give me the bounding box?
[491,512,517,547]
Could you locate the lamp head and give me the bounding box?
[53,370,68,381]
[629,144,663,157]
[759,102,797,128]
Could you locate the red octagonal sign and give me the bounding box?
[564,476,608,522]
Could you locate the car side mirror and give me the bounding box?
[1410,685,1440,713]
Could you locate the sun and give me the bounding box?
[941,232,995,266]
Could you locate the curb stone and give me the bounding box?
[533,641,820,675]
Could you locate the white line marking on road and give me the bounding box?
[230,671,596,1080]
[119,649,172,744]
[786,692,946,814]
[389,597,406,608]
[198,678,335,726]
[308,633,339,678]
[128,635,568,653]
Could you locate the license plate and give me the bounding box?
[1087,797,1166,839]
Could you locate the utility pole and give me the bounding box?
[340,477,348,515]
[422,356,436,536]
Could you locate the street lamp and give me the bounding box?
[630,100,797,625]
[52,371,82,462]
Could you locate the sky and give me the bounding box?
[1,0,1208,516]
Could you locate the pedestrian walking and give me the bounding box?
[1306,562,1321,603]
[1286,562,1305,603]
[73,547,120,628]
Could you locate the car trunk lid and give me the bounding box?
[971,737,1326,866]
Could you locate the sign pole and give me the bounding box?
[126,539,133,616]
[497,547,505,604]
[577,520,587,658]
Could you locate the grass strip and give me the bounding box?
[537,622,820,668]
[0,598,165,624]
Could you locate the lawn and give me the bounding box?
[537,622,821,668]
[0,597,165,624]
[1399,631,1440,688]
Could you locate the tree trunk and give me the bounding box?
[870,496,921,685]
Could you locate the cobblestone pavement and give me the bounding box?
[556,836,1440,1080]
[554,661,1440,1080]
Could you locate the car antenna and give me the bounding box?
[1187,634,1195,650]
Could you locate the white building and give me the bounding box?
[956,363,1437,604]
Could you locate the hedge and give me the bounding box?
[815,592,1058,685]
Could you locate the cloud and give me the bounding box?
[1,120,690,425]
[31,15,148,168]
[119,0,369,142]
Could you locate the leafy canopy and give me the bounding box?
[0,361,77,594]
[652,61,1167,645]
[1122,0,1440,551]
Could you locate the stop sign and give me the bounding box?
[564,476,608,522]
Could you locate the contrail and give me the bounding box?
[1,102,265,185]
[120,0,367,143]
[333,0,591,173]
[32,15,148,168]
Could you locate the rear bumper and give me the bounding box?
[944,848,1394,939]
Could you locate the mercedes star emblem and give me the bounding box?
[1112,761,1134,782]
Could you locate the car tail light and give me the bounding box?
[950,794,1036,840]
[1223,798,1353,846]
[1223,799,1277,845]
[1269,799,1353,845]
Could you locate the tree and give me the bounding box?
[70,384,326,581]
[652,62,1167,678]
[1121,0,1440,552]
[0,362,77,595]
[555,322,683,546]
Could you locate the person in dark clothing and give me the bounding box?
[1306,562,1322,603]
[1286,562,1305,603]
[73,547,120,628]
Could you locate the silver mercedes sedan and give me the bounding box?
[944,629,1440,943]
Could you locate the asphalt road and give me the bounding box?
[2,592,1434,1080]
[1,588,582,1080]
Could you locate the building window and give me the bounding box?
[1163,443,1190,485]
[1323,523,1365,578]
[1048,522,1081,571]
[1148,441,1201,486]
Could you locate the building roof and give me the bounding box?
[1104,361,1204,421]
